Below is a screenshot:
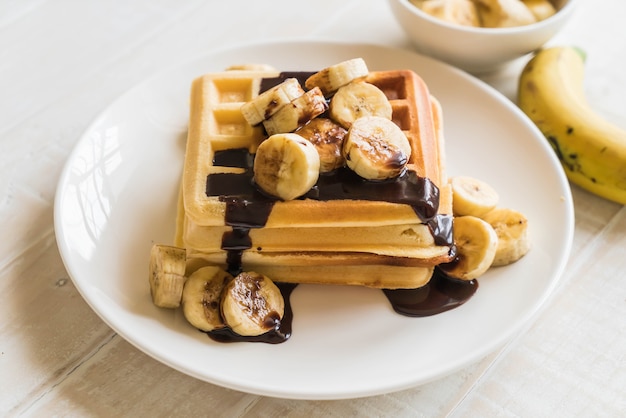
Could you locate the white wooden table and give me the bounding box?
[2,0,625,416]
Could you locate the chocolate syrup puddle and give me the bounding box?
[383,268,478,317]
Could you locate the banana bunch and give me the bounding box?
[149,244,285,336]
[241,58,412,200]
[518,46,626,205]
[441,176,531,280]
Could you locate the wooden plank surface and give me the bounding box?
[1,0,625,416]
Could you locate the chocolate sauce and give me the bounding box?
[259,72,316,93]
[308,167,440,222]
[220,196,274,229]
[383,268,478,317]
[212,147,253,168]
[208,151,451,249]
[428,213,454,247]
[221,227,252,250]
[208,153,444,225]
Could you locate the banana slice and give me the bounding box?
[305,58,369,97]
[343,115,411,180]
[522,0,556,21]
[262,87,328,136]
[483,207,530,266]
[417,0,481,27]
[253,133,321,200]
[148,244,187,308]
[221,271,285,337]
[240,78,305,126]
[296,118,347,173]
[441,215,498,280]
[474,0,536,28]
[181,266,233,332]
[329,81,393,129]
[450,175,499,217]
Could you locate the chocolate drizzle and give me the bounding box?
[208,152,444,224]
[259,72,316,94]
[307,167,440,223]
[207,149,453,260]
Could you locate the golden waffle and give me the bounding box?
[182,69,451,229]
[176,67,454,288]
[182,69,279,225]
[185,251,434,289]
[181,220,447,261]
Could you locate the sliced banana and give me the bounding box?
[296,117,347,173]
[221,271,285,337]
[521,0,556,21]
[305,57,369,97]
[343,116,411,180]
[450,175,499,217]
[483,207,530,266]
[329,81,393,129]
[417,0,481,27]
[441,215,498,281]
[262,87,328,136]
[148,244,187,308]
[181,266,233,332]
[473,0,536,28]
[240,78,305,126]
[225,63,277,72]
[253,133,321,200]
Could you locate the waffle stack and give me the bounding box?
[175,65,453,289]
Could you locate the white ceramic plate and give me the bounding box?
[54,41,574,400]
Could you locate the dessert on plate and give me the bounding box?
[148,58,530,343]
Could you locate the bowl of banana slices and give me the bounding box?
[388,0,577,73]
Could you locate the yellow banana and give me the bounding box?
[518,46,626,205]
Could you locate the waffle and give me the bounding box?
[182,69,451,228]
[180,216,449,261]
[185,251,434,289]
[177,66,453,288]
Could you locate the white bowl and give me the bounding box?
[388,0,577,73]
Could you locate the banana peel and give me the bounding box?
[517,46,626,205]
